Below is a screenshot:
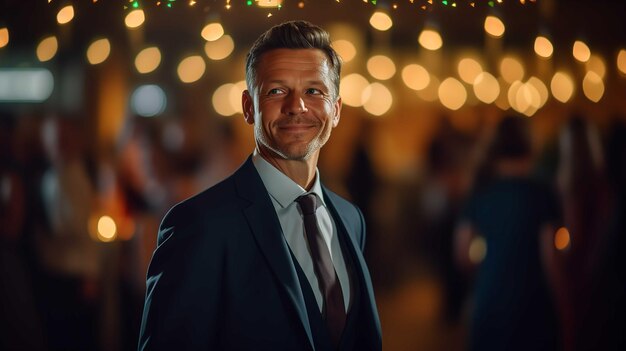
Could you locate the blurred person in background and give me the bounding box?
[0,113,45,350]
[455,114,560,351]
[35,115,101,350]
[541,115,614,351]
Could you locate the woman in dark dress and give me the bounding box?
[455,115,560,351]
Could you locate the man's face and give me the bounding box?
[243,48,341,161]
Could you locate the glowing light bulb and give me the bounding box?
[366,55,396,80]
[97,215,117,242]
[402,64,430,91]
[125,9,145,28]
[86,38,111,65]
[57,5,75,24]
[0,27,9,48]
[534,36,553,58]
[418,29,443,51]
[573,40,591,63]
[369,12,393,31]
[201,23,224,41]
[484,15,505,38]
[135,47,162,74]
[177,55,206,83]
[340,73,369,107]
[37,36,58,62]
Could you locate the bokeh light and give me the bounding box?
[177,55,206,83]
[124,9,145,29]
[554,227,570,251]
[135,47,162,74]
[340,73,369,107]
[500,56,525,84]
[366,55,396,80]
[473,72,500,104]
[534,36,554,58]
[37,36,58,62]
[204,34,235,60]
[57,5,75,25]
[586,54,606,78]
[551,71,575,103]
[332,39,357,63]
[469,236,487,264]
[527,76,549,108]
[418,29,443,51]
[86,38,111,65]
[402,64,430,91]
[618,49,626,75]
[131,84,167,117]
[582,71,605,103]
[484,15,505,38]
[201,22,224,41]
[458,57,483,84]
[417,74,440,102]
[369,12,393,31]
[0,27,8,48]
[438,77,467,110]
[573,40,591,63]
[362,83,392,116]
[212,83,238,116]
[97,215,117,242]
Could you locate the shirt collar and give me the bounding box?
[252,150,326,209]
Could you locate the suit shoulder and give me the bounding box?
[160,175,237,229]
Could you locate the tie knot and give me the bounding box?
[296,193,317,215]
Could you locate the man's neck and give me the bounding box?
[256,147,319,191]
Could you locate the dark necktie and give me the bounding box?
[296,194,346,348]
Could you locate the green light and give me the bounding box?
[247,0,252,5]
[371,0,377,5]
[132,1,139,8]
[488,1,495,6]
[442,0,448,5]
[167,3,172,7]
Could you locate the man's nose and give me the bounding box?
[283,92,308,115]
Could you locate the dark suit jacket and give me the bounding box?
[138,157,382,350]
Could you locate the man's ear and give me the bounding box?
[242,90,254,125]
[332,96,342,128]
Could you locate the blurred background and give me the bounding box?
[1,0,625,350]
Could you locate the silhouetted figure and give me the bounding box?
[456,115,560,351]
[541,115,613,351]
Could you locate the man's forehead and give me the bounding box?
[257,48,331,70]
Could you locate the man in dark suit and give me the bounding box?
[138,20,382,350]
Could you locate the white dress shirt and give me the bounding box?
[252,151,351,312]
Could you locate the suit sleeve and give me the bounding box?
[138,208,225,350]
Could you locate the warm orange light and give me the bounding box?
[0,27,9,48]
[201,23,224,41]
[484,15,505,38]
[57,5,75,25]
[418,29,443,51]
[37,36,59,62]
[554,227,570,250]
[124,9,145,29]
[534,36,553,58]
[97,215,117,242]
[573,40,591,63]
[332,40,357,63]
[369,12,393,31]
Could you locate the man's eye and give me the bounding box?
[305,88,322,95]
[267,88,283,95]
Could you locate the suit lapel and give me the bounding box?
[322,187,382,342]
[233,158,315,350]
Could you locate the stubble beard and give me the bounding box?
[255,123,329,162]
